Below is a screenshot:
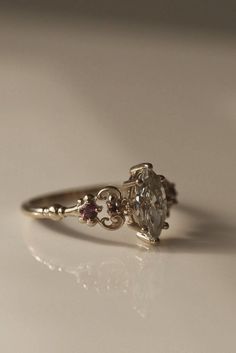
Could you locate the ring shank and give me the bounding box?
[22,185,116,219]
[22,180,177,221]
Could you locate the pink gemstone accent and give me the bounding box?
[79,203,98,221]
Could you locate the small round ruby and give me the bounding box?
[80,203,98,221]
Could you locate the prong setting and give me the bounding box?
[163,222,169,230]
[124,163,170,243]
[22,162,177,246]
[77,194,101,226]
[136,230,159,245]
[129,162,153,175]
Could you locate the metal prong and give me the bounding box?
[78,217,86,224]
[83,194,94,202]
[159,175,165,182]
[130,162,153,175]
[87,219,97,227]
[96,205,103,212]
[136,178,143,186]
[136,231,159,245]
[163,222,169,230]
[123,178,144,189]
[123,180,137,188]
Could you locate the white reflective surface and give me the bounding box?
[0,13,236,353]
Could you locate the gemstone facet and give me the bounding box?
[129,167,168,240]
[79,202,98,221]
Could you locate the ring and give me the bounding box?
[22,163,178,244]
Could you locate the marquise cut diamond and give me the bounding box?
[132,168,167,239]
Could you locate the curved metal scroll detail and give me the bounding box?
[96,186,125,231]
[62,186,125,230]
[97,186,122,201]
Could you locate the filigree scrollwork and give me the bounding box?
[96,187,125,230]
[75,187,125,230]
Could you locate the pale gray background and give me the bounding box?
[0,3,236,353]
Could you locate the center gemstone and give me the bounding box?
[131,168,167,239]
